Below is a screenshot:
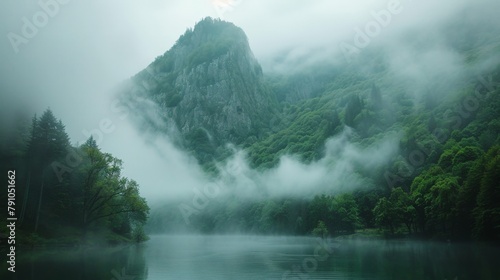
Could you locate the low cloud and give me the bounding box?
[123,119,400,203]
[1,0,499,204]
[214,128,400,199]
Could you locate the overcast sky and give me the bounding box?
[1,0,499,201]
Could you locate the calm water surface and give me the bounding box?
[1,235,499,279]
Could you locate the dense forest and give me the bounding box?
[140,18,500,242]
[1,17,499,246]
[2,0,500,278]
[0,109,150,245]
[147,61,500,241]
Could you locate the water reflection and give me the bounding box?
[1,236,499,280]
[1,244,147,280]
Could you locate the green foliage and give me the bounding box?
[79,141,150,236]
[248,97,342,167]
[132,225,150,243]
[26,109,70,166]
[373,197,396,234]
[373,188,414,235]
[7,20,500,243]
[330,194,361,234]
[187,39,234,68]
[473,146,500,240]
[5,110,150,245]
[171,17,248,70]
[312,220,328,238]
[344,94,364,127]
[145,44,500,241]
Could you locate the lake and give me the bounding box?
[1,235,499,279]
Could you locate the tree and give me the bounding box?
[308,195,334,233]
[22,109,70,233]
[354,191,379,228]
[389,188,416,234]
[409,165,445,235]
[427,176,459,236]
[79,138,149,238]
[312,220,329,238]
[473,146,500,240]
[330,194,360,234]
[373,197,396,234]
[25,109,70,165]
[345,95,364,127]
[372,188,416,235]
[455,158,483,239]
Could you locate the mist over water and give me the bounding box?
[1,1,500,279]
[2,235,499,280]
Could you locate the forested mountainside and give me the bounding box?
[2,16,497,244]
[120,18,279,165]
[120,17,500,241]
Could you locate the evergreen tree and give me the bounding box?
[22,109,70,233]
[473,146,500,240]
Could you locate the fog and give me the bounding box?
[1,0,499,203]
[218,129,400,198]
[11,234,498,280]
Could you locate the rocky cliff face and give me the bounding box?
[121,17,278,163]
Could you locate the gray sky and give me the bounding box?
[1,0,499,201]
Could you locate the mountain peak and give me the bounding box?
[193,17,246,39]
[166,17,250,69]
[123,19,276,165]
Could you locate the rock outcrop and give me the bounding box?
[121,17,278,163]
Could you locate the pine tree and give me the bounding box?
[22,109,71,233]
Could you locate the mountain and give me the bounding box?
[121,17,500,176]
[122,17,500,240]
[121,17,278,164]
